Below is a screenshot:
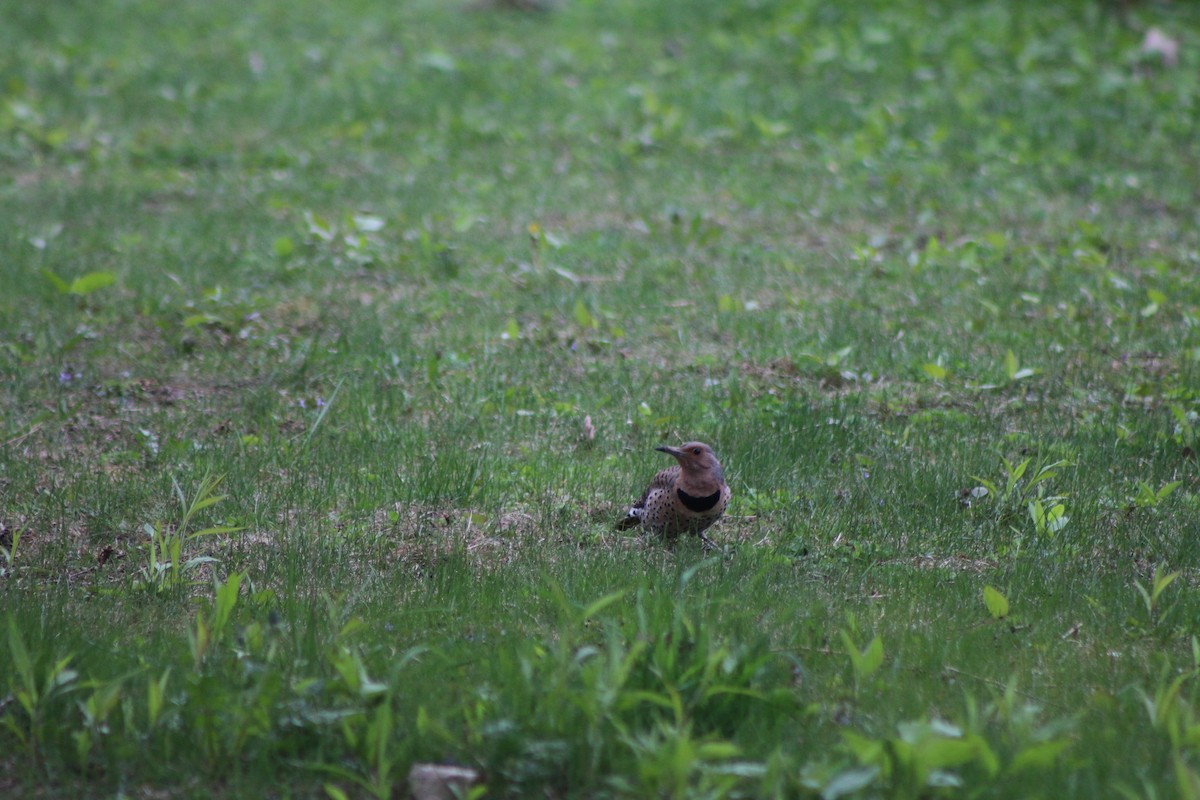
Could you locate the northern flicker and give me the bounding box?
[617,441,731,549]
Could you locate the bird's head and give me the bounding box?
[656,441,724,481]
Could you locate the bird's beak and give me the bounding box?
[655,445,683,458]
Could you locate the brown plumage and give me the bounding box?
[617,441,731,549]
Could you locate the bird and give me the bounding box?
[617,441,731,549]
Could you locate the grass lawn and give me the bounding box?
[4,0,1200,796]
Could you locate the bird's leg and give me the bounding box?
[698,532,718,552]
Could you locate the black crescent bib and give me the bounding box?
[677,487,722,513]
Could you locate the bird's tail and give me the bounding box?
[615,509,641,531]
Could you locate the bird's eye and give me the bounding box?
[692,448,701,455]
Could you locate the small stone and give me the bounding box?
[408,763,481,800]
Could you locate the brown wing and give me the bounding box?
[632,466,680,509]
[615,465,680,530]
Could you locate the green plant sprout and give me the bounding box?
[139,473,242,593]
[1133,567,1180,629]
